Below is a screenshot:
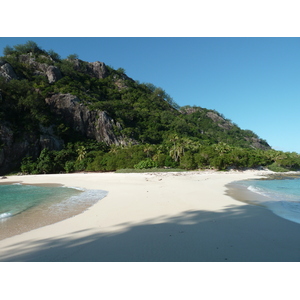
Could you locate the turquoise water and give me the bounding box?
[236,174,300,224]
[0,183,108,239]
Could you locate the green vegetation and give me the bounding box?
[1,41,300,174]
[116,168,186,173]
[18,140,300,174]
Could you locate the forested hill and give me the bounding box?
[0,41,298,175]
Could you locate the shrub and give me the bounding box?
[134,158,158,169]
[267,162,289,172]
[164,155,178,168]
[180,152,197,170]
[64,161,75,173]
[20,156,37,174]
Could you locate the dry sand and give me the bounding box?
[1,170,300,262]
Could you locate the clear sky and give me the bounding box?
[1,37,299,153]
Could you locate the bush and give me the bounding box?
[267,162,289,172]
[134,158,158,169]
[164,155,178,168]
[153,153,168,168]
[64,161,75,173]
[20,156,37,174]
[180,152,197,170]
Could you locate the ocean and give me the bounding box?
[230,173,300,224]
[0,183,108,240]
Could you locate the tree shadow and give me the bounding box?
[1,204,300,262]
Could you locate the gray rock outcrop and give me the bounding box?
[0,62,18,81]
[46,66,62,83]
[88,61,108,79]
[70,59,109,79]
[45,93,126,145]
[0,122,64,175]
[39,125,64,150]
[18,54,62,83]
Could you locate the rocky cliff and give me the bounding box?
[45,93,127,145]
[0,122,64,175]
[0,60,18,81]
[0,54,131,174]
[0,92,129,174]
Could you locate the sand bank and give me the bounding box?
[1,170,300,262]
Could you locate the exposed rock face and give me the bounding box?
[39,125,64,150]
[70,59,109,79]
[19,54,48,73]
[88,61,108,79]
[45,93,126,145]
[0,62,18,81]
[246,137,270,150]
[0,123,37,175]
[18,54,62,83]
[0,122,64,175]
[180,106,201,115]
[46,66,62,83]
[206,111,234,130]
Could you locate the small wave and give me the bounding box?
[247,185,270,198]
[0,212,12,220]
[63,186,86,192]
[49,189,108,211]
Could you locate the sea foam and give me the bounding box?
[243,177,300,224]
[48,188,108,212]
[0,212,12,220]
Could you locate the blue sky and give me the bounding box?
[0,37,299,153]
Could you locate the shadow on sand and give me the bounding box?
[1,204,300,262]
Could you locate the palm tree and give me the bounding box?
[214,142,232,155]
[143,143,154,158]
[76,145,87,161]
[168,135,184,162]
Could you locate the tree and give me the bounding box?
[76,145,87,161]
[48,49,61,61]
[3,45,14,56]
[143,143,154,158]
[67,53,79,60]
[180,152,197,170]
[14,41,42,54]
[117,67,126,74]
[169,135,184,162]
[36,149,55,174]
[214,142,232,155]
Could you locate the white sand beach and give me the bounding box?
[1,170,300,262]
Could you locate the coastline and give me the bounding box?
[1,170,300,261]
[0,182,108,240]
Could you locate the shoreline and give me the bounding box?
[1,170,300,261]
[0,182,108,241]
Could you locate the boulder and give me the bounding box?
[46,66,62,83]
[0,63,18,81]
[88,61,108,79]
[68,59,109,79]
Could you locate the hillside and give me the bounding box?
[0,41,298,174]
